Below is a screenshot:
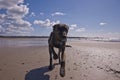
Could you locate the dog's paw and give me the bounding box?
[60,67,65,77]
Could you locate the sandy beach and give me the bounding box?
[0,39,120,80]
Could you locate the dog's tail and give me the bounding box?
[65,45,72,47]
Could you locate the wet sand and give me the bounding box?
[0,41,120,80]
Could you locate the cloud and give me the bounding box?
[99,22,107,26]
[70,24,77,30]
[69,24,86,33]
[0,0,28,17]
[34,19,60,27]
[0,14,33,33]
[0,25,5,33]
[51,12,65,16]
[0,0,34,35]
[40,12,44,16]
[30,12,36,17]
[76,28,86,32]
[0,0,24,9]
[7,4,29,17]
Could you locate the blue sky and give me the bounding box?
[0,0,120,38]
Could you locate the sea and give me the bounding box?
[0,37,120,47]
[0,38,48,47]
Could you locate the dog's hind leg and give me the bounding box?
[48,46,53,70]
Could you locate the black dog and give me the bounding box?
[48,23,69,77]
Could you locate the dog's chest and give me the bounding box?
[53,40,63,48]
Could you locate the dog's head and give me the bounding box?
[53,24,69,41]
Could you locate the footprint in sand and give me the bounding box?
[21,63,25,65]
[70,76,73,79]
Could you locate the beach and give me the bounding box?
[0,38,120,80]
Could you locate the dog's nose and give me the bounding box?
[63,32,67,37]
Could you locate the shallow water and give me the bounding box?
[0,38,48,47]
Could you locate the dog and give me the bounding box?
[48,23,69,77]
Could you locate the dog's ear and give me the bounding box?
[53,24,58,31]
[62,24,69,32]
[65,25,69,31]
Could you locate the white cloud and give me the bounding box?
[34,19,60,27]
[70,24,77,30]
[30,12,36,17]
[0,0,34,35]
[0,25,5,33]
[0,0,28,17]
[40,12,44,16]
[51,12,65,16]
[7,4,29,17]
[99,22,107,26]
[76,28,86,32]
[0,0,24,9]
[0,14,33,34]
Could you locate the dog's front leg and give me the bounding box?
[60,46,66,77]
[49,46,53,70]
[61,47,65,63]
[52,47,58,60]
[58,48,61,64]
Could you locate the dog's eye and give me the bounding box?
[61,28,67,31]
[58,28,62,31]
[64,28,68,32]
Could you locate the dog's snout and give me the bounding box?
[63,32,67,37]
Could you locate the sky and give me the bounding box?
[0,0,120,38]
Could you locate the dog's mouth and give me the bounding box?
[62,36,67,39]
[61,36,67,42]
